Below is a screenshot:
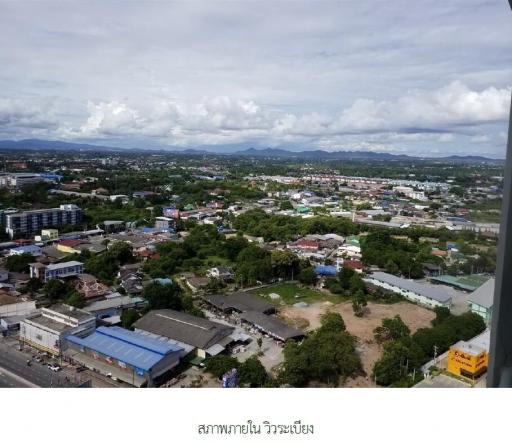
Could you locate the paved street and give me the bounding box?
[0,367,34,388]
[0,338,77,388]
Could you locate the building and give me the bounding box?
[40,229,59,241]
[207,267,235,281]
[364,272,452,309]
[447,340,488,380]
[9,245,42,257]
[202,292,275,314]
[467,278,494,325]
[0,173,44,188]
[83,295,147,321]
[0,292,36,318]
[20,304,96,356]
[65,326,183,387]
[29,261,84,282]
[239,311,305,342]
[5,204,83,239]
[134,309,244,359]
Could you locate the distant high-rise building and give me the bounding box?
[5,204,83,238]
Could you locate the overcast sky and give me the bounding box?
[0,1,510,157]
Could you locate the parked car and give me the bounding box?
[47,364,61,372]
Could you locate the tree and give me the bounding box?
[121,308,141,330]
[143,281,185,311]
[66,292,86,309]
[5,253,34,273]
[204,355,240,378]
[374,315,410,344]
[351,293,366,317]
[320,312,346,333]
[238,356,268,387]
[279,312,361,387]
[279,200,293,211]
[271,249,300,280]
[349,273,365,294]
[21,277,43,294]
[256,337,263,350]
[44,279,70,303]
[297,267,317,286]
[107,241,134,265]
[431,306,452,326]
[205,277,226,294]
[337,267,354,291]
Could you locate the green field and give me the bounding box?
[253,282,343,305]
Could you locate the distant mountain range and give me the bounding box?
[0,139,503,162]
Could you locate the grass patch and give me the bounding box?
[254,282,344,305]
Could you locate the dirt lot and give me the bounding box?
[280,301,435,387]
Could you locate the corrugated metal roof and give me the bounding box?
[468,278,494,309]
[66,326,182,371]
[368,272,452,303]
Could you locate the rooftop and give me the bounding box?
[134,309,234,350]
[239,311,305,341]
[66,326,182,371]
[368,272,452,303]
[46,261,83,271]
[468,278,495,309]
[203,292,275,314]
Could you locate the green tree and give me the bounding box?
[5,253,34,273]
[205,277,226,294]
[44,279,70,303]
[238,356,268,387]
[297,267,318,286]
[66,292,86,309]
[351,290,367,317]
[121,308,141,330]
[374,315,410,344]
[271,249,300,280]
[143,281,185,311]
[204,355,240,378]
[320,312,346,333]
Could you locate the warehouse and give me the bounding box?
[202,292,275,314]
[467,278,494,325]
[65,326,183,387]
[364,272,452,309]
[239,311,305,342]
[134,309,248,358]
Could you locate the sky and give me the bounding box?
[0,0,510,157]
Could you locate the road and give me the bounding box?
[0,339,77,388]
[0,367,34,388]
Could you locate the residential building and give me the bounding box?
[5,204,83,239]
[9,245,42,257]
[207,267,235,281]
[29,261,84,282]
[65,326,183,387]
[83,295,147,320]
[364,272,452,309]
[0,173,43,188]
[467,278,494,325]
[41,229,59,241]
[20,304,96,356]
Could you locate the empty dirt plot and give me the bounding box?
[281,301,435,387]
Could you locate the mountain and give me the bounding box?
[0,139,503,162]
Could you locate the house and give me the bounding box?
[314,265,337,277]
[422,262,441,277]
[364,272,452,309]
[56,239,87,254]
[84,295,147,320]
[207,267,235,282]
[134,309,244,359]
[29,261,84,282]
[293,239,319,251]
[73,274,110,300]
[9,245,42,257]
[239,311,305,342]
[343,260,364,273]
[202,292,275,314]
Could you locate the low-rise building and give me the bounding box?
[29,261,84,282]
[467,278,494,325]
[0,292,36,318]
[20,304,96,356]
[134,309,241,358]
[364,272,452,309]
[447,340,488,380]
[65,326,183,387]
[9,245,42,257]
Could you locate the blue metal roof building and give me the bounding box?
[66,326,183,387]
[314,265,337,276]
